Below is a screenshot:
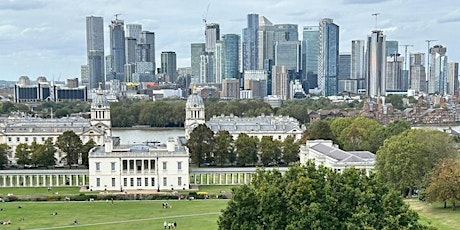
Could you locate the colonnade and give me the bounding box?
[189,167,289,185]
[0,170,88,187]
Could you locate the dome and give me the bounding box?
[186,94,204,107]
[18,76,30,85]
[36,76,48,83]
[92,92,109,108]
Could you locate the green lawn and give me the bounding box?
[0,199,228,229]
[407,199,460,230]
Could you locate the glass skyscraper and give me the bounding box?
[366,30,386,97]
[222,34,240,79]
[242,14,259,71]
[161,51,177,83]
[386,40,399,57]
[86,16,105,89]
[108,18,126,82]
[351,40,365,91]
[429,45,448,95]
[274,41,301,72]
[318,18,339,96]
[302,26,319,90]
[191,43,205,78]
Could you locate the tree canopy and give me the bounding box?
[218,163,432,229]
[185,124,215,167]
[55,131,83,166]
[425,157,460,210]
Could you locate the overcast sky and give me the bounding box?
[1,0,459,82]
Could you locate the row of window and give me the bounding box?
[95,161,183,172]
[95,177,183,188]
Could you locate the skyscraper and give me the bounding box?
[410,52,426,93]
[191,43,205,77]
[366,30,386,97]
[447,62,459,95]
[272,65,289,99]
[205,23,220,53]
[108,17,126,82]
[386,54,404,91]
[318,18,339,96]
[351,40,365,92]
[125,24,142,40]
[161,51,177,83]
[429,45,448,95]
[386,40,399,57]
[274,41,301,72]
[257,16,274,69]
[86,16,105,89]
[242,14,259,71]
[222,34,240,79]
[302,26,319,89]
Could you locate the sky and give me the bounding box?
[1,0,460,82]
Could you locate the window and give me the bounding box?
[16,137,20,142]
[123,178,127,187]
[136,160,142,171]
[111,178,116,187]
[151,177,155,186]
[178,177,182,186]
[137,178,142,186]
[123,160,128,171]
[33,137,36,142]
[144,160,149,171]
[150,160,156,170]
[278,135,282,140]
[163,177,167,186]
[96,178,100,187]
[8,137,11,142]
[145,178,149,187]
[130,178,134,187]
[163,162,167,170]
[111,162,116,171]
[177,162,182,170]
[25,137,28,142]
[42,137,45,141]
[95,162,100,171]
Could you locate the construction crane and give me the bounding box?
[372,13,380,29]
[114,13,121,20]
[202,3,210,24]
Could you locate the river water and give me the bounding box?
[112,128,185,145]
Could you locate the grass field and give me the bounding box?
[0,199,228,229]
[406,199,460,230]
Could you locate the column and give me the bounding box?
[76,174,79,186]
[219,173,222,185]
[36,175,39,186]
[2,176,5,187]
[194,173,197,184]
[243,173,247,184]
[200,173,203,185]
[83,175,86,185]
[29,175,33,187]
[49,175,53,186]
[206,173,209,185]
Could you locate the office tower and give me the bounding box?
[351,40,365,93]
[191,43,205,77]
[205,23,220,52]
[86,16,105,89]
[242,14,259,71]
[161,51,177,83]
[81,65,89,87]
[447,62,459,95]
[410,52,426,92]
[318,18,339,96]
[258,17,274,70]
[200,54,212,83]
[215,42,223,83]
[125,37,137,64]
[125,24,142,40]
[429,45,448,95]
[272,65,289,100]
[273,24,298,42]
[244,70,268,98]
[138,31,156,73]
[386,40,398,57]
[221,78,240,99]
[274,41,301,72]
[366,30,386,97]
[222,34,240,79]
[386,54,404,91]
[302,26,319,89]
[108,17,126,82]
[338,53,352,93]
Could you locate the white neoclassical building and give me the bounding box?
[184,94,305,141]
[88,138,189,191]
[299,140,375,174]
[0,89,112,165]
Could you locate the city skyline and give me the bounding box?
[0,0,459,81]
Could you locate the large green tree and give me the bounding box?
[338,116,383,152]
[259,136,281,166]
[56,131,83,166]
[15,143,31,165]
[425,157,460,210]
[282,135,300,164]
[213,130,233,166]
[218,164,432,229]
[235,133,259,166]
[185,124,215,167]
[31,139,56,168]
[376,129,457,196]
[81,139,96,167]
[0,144,10,167]
[301,119,334,142]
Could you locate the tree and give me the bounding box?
[338,116,383,152]
[56,131,83,167]
[259,136,281,166]
[81,139,96,167]
[376,129,457,196]
[15,143,31,165]
[282,135,300,164]
[218,164,432,229]
[235,133,259,166]
[302,119,334,142]
[213,131,233,166]
[31,139,56,168]
[382,119,411,140]
[0,144,10,167]
[186,124,215,167]
[425,157,460,210]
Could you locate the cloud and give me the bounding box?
[438,9,460,23]
[0,0,46,11]
[342,0,389,4]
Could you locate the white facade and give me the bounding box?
[299,140,375,175]
[89,138,189,191]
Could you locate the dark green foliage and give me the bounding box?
[235,133,259,166]
[81,139,96,167]
[213,131,234,166]
[0,144,10,166]
[218,164,433,230]
[186,124,215,167]
[55,131,83,166]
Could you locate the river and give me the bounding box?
[112,128,185,145]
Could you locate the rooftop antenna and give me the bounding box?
[372,13,380,29]
[114,13,121,20]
